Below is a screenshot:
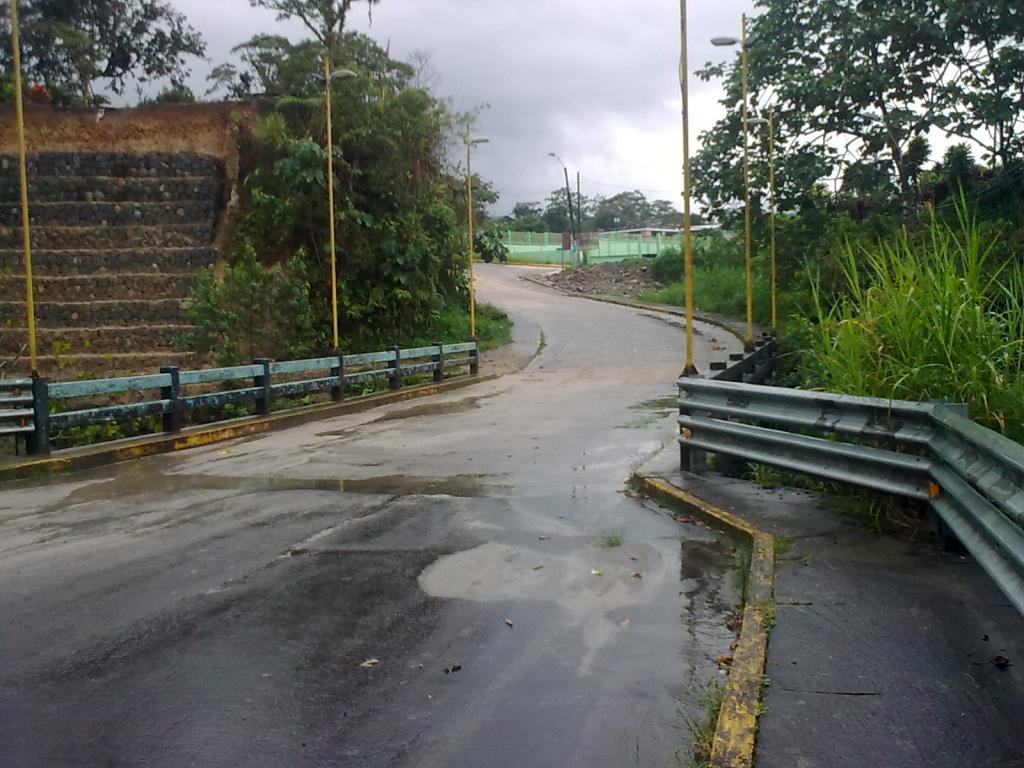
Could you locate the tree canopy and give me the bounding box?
[693,0,1024,222]
[0,0,205,105]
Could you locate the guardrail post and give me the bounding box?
[678,379,707,474]
[254,358,272,416]
[160,366,182,433]
[26,377,50,456]
[433,341,444,384]
[331,351,345,402]
[389,346,402,391]
[469,341,480,376]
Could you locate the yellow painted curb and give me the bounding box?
[0,374,495,484]
[632,473,776,768]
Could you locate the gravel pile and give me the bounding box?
[544,260,661,297]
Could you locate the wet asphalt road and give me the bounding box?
[0,265,744,768]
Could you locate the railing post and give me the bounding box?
[678,380,707,475]
[331,351,345,402]
[469,341,480,376]
[433,341,445,384]
[389,345,402,391]
[160,366,182,433]
[254,358,272,416]
[26,376,50,456]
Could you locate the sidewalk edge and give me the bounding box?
[632,472,775,768]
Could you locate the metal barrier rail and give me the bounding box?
[678,363,1024,616]
[1,379,36,446]
[17,341,478,456]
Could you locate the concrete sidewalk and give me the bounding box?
[640,448,1024,768]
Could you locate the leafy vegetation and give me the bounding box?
[0,0,205,105]
[184,17,506,361]
[800,206,1024,440]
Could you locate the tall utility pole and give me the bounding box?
[549,153,577,264]
[465,129,489,338]
[679,0,697,375]
[712,15,755,349]
[10,0,37,375]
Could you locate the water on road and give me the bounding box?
[0,265,743,767]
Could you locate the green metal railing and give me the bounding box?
[5,341,479,456]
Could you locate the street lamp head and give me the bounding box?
[711,36,741,47]
[748,117,771,126]
[332,69,357,80]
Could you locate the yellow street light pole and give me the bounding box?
[464,129,489,339]
[712,15,754,348]
[768,110,777,332]
[9,0,37,375]
[750,112,777,333]
[322,57,355,352]
[679,0,697,375]
[741,13,753,349]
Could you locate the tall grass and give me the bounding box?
[803,204,1024,440]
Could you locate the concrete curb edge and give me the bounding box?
[631,472,775,768]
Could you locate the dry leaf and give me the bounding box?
[444,663,463,674]
[716,655,734,667]
[538,536,551,541]
[631,572,642,579]
[504,618,514,629]
[360,658,380,668]
[532,565,545,571]
[590,569,603,576]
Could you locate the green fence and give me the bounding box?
[501,231,683,265]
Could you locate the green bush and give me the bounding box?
[183,245,323,365]
[802,205,1024,439]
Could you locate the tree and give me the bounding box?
[248,0,381,52]
[207,31,413,99]
[0,0,205,105]
[693,1,1024,222]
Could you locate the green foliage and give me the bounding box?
[183,246,323,365]
[686,680,725,768]
[475,226,509,264]
[0,0,205,105]
[802,204,1024,439]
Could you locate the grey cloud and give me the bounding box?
[170,0,755,214]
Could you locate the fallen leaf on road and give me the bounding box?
[532,565,545,571]
[538,536,551,541]
[591,569,603,576]
[992,655,1012,670]
[716,655,734,667]
[675,515,698,525]
[631,572,642,579]
[504,619,514,629]
[444,663,463,674]
[629,556,639,562]
[620,619,631,627]
[726,614,742,631]
[360,658,380,668]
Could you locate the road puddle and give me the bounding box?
[419,538,670,674]
[619,395,679,429]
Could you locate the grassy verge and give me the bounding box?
[402,302,513,353]
[638,265,771,323]
[802,205,1024,441]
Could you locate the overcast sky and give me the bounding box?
[169,0,756,215]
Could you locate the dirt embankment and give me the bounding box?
[543,261,661,298]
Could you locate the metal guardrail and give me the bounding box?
[678,350,1024,616]
[0,378,36,442]
[14,341,479,457]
